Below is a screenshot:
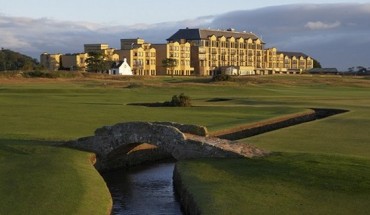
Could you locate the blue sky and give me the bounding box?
[1,0,369,24]
[1,1,370,69]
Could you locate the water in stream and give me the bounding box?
[101,161,183,215]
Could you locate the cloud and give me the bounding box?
[1,3,369,70]
[205,3,370,69]
[305,21,341,30]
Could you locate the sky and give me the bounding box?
[1,0,370,70]
[1,0,369,25]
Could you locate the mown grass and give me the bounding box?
[177,153,370,215]
[175,75,370,214]
[0,76,304,214]
[0,80,302,141]
[0,144,111,215]
[1,75,370,214]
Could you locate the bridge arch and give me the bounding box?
[65,121,264,171]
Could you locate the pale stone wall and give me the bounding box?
[65,121,266,171]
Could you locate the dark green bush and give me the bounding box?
[212,74,233,82]
[21,71,81,78]
[164,93,192,107]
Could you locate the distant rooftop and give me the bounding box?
[167,28,262,42]
[278,51,310,58]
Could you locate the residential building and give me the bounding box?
[109,58,133,75]
[167,28,266,76]
[264,48,287,74]
[84,43,119,61]
[115,38,156,76]
[40,53,62,71]
[278,51,314,73]
[61,53,88,71]
[152,41,194,76]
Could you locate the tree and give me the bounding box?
[161,58,177,77]
[313,58,322,68]
[0,48,38,71]
[85,52,111,73]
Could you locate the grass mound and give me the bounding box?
[0,144,111,215]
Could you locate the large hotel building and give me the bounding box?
[41,28,314,76]
[167,28,313,76]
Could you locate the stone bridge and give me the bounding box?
[65,122,266,171]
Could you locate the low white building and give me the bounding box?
[109,58,133,75]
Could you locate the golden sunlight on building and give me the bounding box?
[167,28,314,76]
[152,41,194,76]
[40,53,62,71]
[40,28,316,76]
[84,43,119,61]
[167,28,267,76]
[115,38,156,76]
[61,53,88,71]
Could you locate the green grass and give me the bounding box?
[0,77,304,214]
[0,144,111,215]
[0,80,302,141]
[177,153,370,215]
[1,75,370,214]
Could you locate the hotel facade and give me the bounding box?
[167,28,314,76]
[40,28,314,76]
[152,41,194,76]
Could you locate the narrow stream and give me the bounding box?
[101,160,183,215]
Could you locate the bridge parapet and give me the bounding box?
[65,121,266,171]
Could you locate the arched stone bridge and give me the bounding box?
[65,122,266,171]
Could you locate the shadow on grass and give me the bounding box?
[0,138,63,146]
[162,77,212,84]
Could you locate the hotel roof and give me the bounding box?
[167,28,262,42]
[278,51,310,58]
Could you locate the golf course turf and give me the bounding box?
[1,74,370,214]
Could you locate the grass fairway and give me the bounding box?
[177,153,370,215]
[174,76,370,214]
[1,75,370,214]
[0,75,303,214]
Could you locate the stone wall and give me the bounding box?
[214,108,348,140]
[64,121,266,171]
[215,110,317,140]
[153,122,208,136]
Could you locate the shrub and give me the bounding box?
[212,74,233,82]
[21,71,82,79]
[164,93,192,107]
